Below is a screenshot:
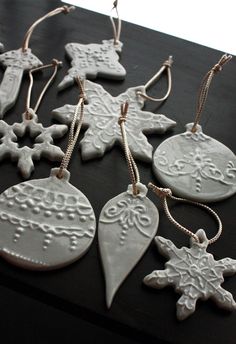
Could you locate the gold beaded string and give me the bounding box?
[57,77,85,179]
[118,102,140,196]
[191,54,232,133]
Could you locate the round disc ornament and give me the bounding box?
[153,122,236,202]
[153,54,236,202]
[0,168,96,270]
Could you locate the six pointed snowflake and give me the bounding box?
[58,39,126,91]
[143,229,236,320]
[52,80,176,162]
[0,108,68,178]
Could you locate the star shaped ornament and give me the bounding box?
[144,229,236,320]
[52,80,176,162]
[58,39,126,91]
[0,108,68,178]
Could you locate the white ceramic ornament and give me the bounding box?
[98,102,159,307]
[153,123,236,202]
[58,40,126,91]
[0,5,74,117]
[58,2,125,90]
[0,108,68,178]
[53,80,176,162]
[153,54,236,202]
[144,183,236,320]
[0,48,42,117]
[0,43,4,52]
[99,183,159,307]
[0,168,96,270]
[144,229,236,320]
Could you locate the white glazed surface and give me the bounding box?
[53,79,176,162]
[58,39,126,90]
[153,123,236,202]
[0,48,42,117]
[144,229,236,320]
[98,183,159,307]
[0,109,68,178]
[0,168,96,270]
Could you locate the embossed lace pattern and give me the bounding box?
[53,80,176,162]
[0,181,95,251]
[100,195,152,245]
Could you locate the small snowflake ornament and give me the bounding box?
[52,80,176,162]
[0,108,68,178]
[144,229,236,320]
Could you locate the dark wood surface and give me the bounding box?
[0,0,235,343]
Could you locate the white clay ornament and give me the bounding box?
[0,5,74,117]
[144,183,236,320]
[98,103,159,307]
[0,168,96,270]
[0,78,96,270]
[58,2,126,90]
[0,108,67,178]
[153,54,236,202]
[144,229,236,320]
[53,57,176,162]
[99,183,159,307]
[0,60,68,178]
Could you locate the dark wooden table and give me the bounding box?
[0,0,235,343]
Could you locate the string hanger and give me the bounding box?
[110,0,122,45]
[22,5,75,52]
[25,59,62,120]
[118,102,140,196]
[136,56,173,102]
[57,78,85,179]
[191,53,232,133]
[148,182,222,245]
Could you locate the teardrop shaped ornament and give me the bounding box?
[153,123,236,202]
[0,168,96,270]
[98,183,159,307]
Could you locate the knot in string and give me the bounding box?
[163,56,173,68]
[118,101,128,125]
[62,5,75,14]
[191,53,232,133]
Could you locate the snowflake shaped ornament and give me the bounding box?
[0,108,68,178]
[58,39,126,91]
[144,229,236,320]
[52,80,176,162]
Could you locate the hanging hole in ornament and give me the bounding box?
[56,168,64,180]
[25,109,33,120]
